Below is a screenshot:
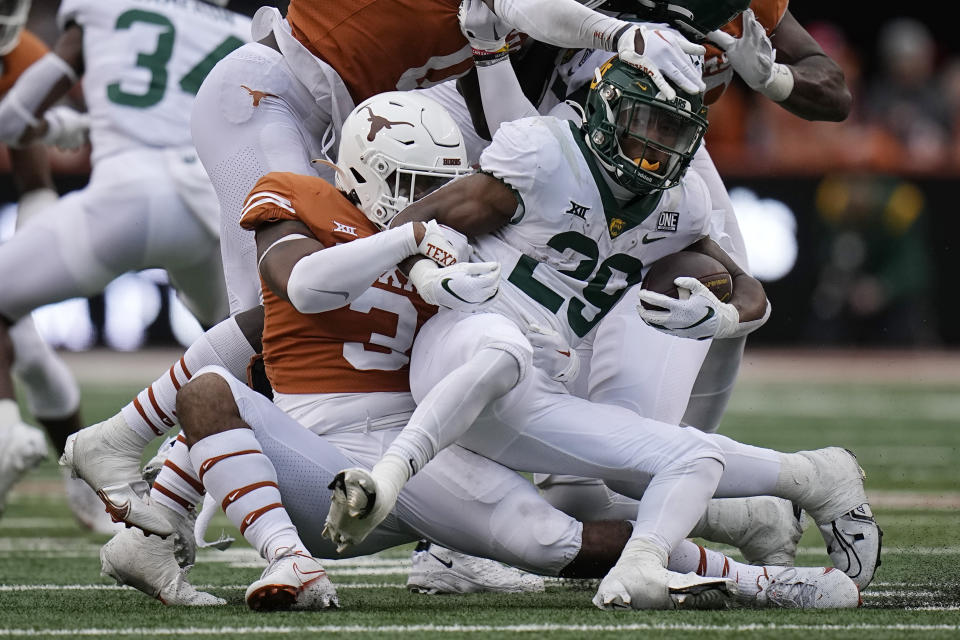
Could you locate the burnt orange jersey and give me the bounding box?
[702,0,789,105]
[286,0,471,104]
[0,30,48,96]
[239,171,438,395]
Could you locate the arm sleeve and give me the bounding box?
[0,53,78,145]
[476,56,539,135]
[285,224,419,314]
[492,0,631,51]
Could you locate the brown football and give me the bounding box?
[640,251,733,310]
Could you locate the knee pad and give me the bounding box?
[488,490,580,576]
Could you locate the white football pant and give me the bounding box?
[0,148,228,327]
[196,366,582,576]
[190,42,354,314]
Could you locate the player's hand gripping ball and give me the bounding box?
[638,251,732,311]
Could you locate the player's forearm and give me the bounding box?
[0,53,77,146]
[775,55,851,121]
[491,0,630,51]
[8,146,55,195]
[728,273,768,322]
[285,224,420,313]
[475,56,539,135]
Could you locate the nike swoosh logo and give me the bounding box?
[556,349,571,357]
[680,307,715,330]
[440,277,471,304]
[226,490,242,504]
[292,561,328,582]
[308,288,350,300]
[429,553,454,569]
[641,233,666,244]
[97,489,130,522]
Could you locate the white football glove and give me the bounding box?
[706,10,794,101]
[618,24,706,102]
[41,105,90,150]
[409,259,501,310]
[416,220,459,267]
[637,277,769,340]
[458,0,509,52]
[525,323,580,383]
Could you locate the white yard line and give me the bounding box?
[2,623,960,636]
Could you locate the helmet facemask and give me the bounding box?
[585,57,707,196]
[0,0,30,56]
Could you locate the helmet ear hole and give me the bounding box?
[349,168,366,184]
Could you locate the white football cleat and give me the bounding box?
[698,496,806,566]
[748,566,861,609]
[795,447,883,589]
[0,420,47,514]
[60,414,174,538]
[245,547,339,611]
[101,526,224,606]
[593,541,736,610]
[62,469,123,535]
[407,541,545,594]
[323,467,396,552]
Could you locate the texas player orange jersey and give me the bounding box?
[702,0,789,105]
[0,30,48,96]
[239,171,438,395]
[286,0,470,104]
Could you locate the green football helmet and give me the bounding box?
[585,0,751,41]
[583,56,708,196]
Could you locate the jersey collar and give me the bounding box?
[568,121,663,239]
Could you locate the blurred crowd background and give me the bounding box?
[1,3,955,349]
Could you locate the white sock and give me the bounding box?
[151,434,203,517]
[710,434,782,497]
[120,316,256,442]
[632,455,724,554]
[189,428,301,561]
[772,452,819,506]
[669,539,766,595]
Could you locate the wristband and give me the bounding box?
[472,43,510,68]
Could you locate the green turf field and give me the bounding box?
[1,353,959,638]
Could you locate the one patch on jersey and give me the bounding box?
[333,221,358,236]
[656,211,680,233]
[565,200,590,219]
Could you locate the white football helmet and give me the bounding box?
[336,91,469,228]
[0,0,30,57]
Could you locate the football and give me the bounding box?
[640,251,733,310]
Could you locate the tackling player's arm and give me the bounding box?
[0,23,83,147]
[709,8,850,122]
[684,236,768,322]
[254,218,434,313]
[768,10,851,122]
[391,172,519,237]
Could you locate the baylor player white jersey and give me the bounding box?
[474,116,716,347]
[57,0,250,163]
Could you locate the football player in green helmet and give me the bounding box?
[583,55,708,195]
